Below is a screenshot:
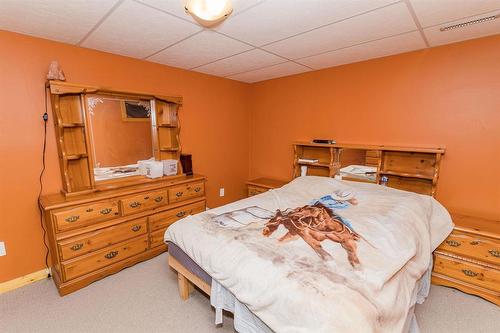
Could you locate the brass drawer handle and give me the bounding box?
[175,192,183,197]
[445,240,461,247]
[489,250,500,258]
[104,251,118,259]
[462,269,478,277]
[131,225,141,232]
[194,187,201,192]
[154,196,163,203]
[70,243,83,251]
[86,208,94,213]
[100,208,112,215]
[176,211,186,218]
[129,201,141,208]
[65,215,80,223]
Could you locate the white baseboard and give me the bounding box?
[0,268,50,294]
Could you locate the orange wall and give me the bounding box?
[1,30,499,284]
[249,35,500,220]
[0,30,250,283]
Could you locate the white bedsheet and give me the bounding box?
[210,256,433,333]
[166,176,453,332]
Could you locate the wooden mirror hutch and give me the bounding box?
[40,81,206,295]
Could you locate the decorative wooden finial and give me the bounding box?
[46,61,66,81]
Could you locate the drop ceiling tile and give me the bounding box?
[263,2,417,60]
[148,30,252,69]
[0,0,119,44]
[82,0,201,58]
[423,10,500,47]
[410,0,500,28]
[137,0,263,24]
[297,31,426,69]
[195,49,285,77]
[216,0,397,46]
[228,61,310,83]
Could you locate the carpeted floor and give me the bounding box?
[1,253,498,333]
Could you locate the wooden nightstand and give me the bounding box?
[246,178,288,197]
[432,213,500,306]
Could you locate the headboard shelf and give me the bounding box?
[293,142,445,196]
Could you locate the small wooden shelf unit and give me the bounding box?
[293,142,445,196]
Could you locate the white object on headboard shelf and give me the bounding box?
[300,165,308,177]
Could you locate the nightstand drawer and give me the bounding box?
[247,186,267,197]
[437,232,500,266]
[434,253,500,292]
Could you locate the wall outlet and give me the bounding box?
[0,241,6,256]
[219,188,225,197]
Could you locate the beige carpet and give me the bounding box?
[1,253,498,332]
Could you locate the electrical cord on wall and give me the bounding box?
[38,85,51,279]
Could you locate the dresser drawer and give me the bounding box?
[149,200,205,232]
[437,232,499,267]
[168,182,204,203]
[150,229,167,248]
[120,189,168,215]
[52,200,120,232]
[62,236,148,281]
[434,253,500,292]
[57,218,147,261]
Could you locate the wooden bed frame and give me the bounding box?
[168,255,211,299]
[169,143,446,300]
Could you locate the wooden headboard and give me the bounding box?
[293,142,445,196]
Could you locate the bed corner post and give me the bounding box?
[177,273,191,300]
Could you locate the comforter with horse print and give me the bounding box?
[165,176,453,333]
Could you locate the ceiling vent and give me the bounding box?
[440,14,499,32]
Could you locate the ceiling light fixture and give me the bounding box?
[440,14,499,32]
[185,0,233,28]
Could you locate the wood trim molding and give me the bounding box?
[0,268,50,294]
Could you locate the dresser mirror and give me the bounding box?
[86,95,155,182]
[48,81,183,196]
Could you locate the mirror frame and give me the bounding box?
[47,80,183,196]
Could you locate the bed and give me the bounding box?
[164,175,453,333]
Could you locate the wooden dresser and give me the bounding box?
[246,177,288,197]
[432,213,499,306]
[40,175,206,295]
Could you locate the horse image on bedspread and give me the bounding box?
[262,203,361,266]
